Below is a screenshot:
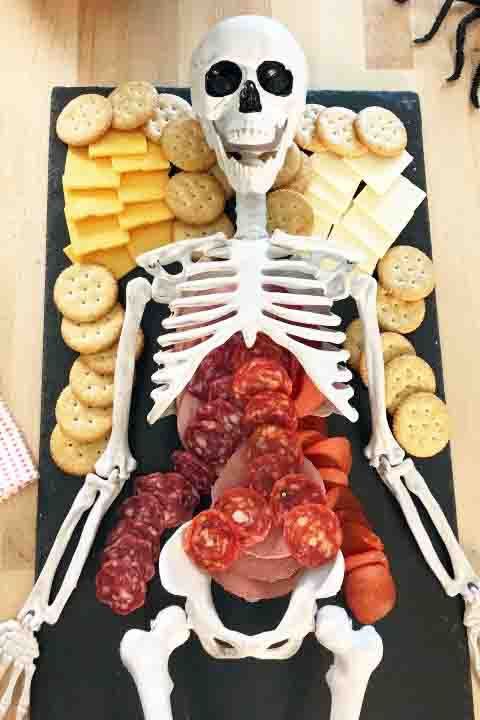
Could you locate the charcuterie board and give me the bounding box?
[34,87,473,720]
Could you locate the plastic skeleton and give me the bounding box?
[0,14,479,720]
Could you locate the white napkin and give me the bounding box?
[0,397,38,502]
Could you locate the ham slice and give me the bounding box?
[229,551,299,582]
[212,569,303,603]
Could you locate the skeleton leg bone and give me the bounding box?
[315,606,383,720]
[120,606,190,720]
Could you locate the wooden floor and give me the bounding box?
[1,0,480,716]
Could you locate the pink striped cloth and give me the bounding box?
[0,397,38,502]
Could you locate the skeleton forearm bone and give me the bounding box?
[351,274,404,467]
[316,606,383,720]
[96,277,152,480]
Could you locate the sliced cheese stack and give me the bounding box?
[62,130,175,279]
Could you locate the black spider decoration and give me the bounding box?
[394,0,480,107]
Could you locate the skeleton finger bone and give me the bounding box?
[96,277,151,480]
[316,606,383,720]
[121,606,190,720]
[0,620,39,720]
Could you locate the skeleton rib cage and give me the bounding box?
[141,230,359,426]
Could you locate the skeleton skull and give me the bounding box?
[191,15,308,194]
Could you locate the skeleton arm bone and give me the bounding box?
[351,273,404,467]
[96,278,151,480]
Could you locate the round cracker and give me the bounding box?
[109,81,157,130]
[56,386,112,443]
[354,106,407,158]
[267,189,314,236]
[294,104,327,152]
[70,358,114,408]
[56,94,113,147]
[144,93,193,144]
[377,285,425,334]
[210,163,235,200]
[385,355,436,414]
[82,329,144,375]
[285,152,314,194]
[343,318,364,371]
[54,264,118,323]
[165,172,225,225]
[316,107,368,158]
[359,331,415,386]
[61,303,124,355]
[162,117,216,172]
[173,214,234,242]
[393,392,449,458]
[273,144,302,189]
[50,424,109,477]
[378,246,435,302]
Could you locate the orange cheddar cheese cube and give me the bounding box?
[118,200,174,230]
[118,171,169,204]
[128,221,173,259]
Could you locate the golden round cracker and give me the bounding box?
[294,104,327,152]
[354,106,407,158]
[210,163,234,200]
[385,355,436,414]
[162,117,216,172]
[54,264,118,323]
[173,214,234,242]
[144,93,193,144]
[109,81,157,130]
[70,358,114,408]
[82,329,144,375]
[359,331,415,386]
[378,246,435,302]
[285,152,314,194]
[393,392,449,458]
[165,172,225,225]
[61,303,124,355]
[267,189,314,236]
[316,107,368,158]
[56,386,112,443]
[56,94,113,147]
[50,424,109,477]
[343,318,364,371]
[273,144,302,189]
[377,285,425,334]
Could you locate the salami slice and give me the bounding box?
[187,347,227,400]
[183,509,240,573]
[208,374,236,403]
[172,450,215,495]
[248,424,302,463]
[184,418,237,466]
[233,358,293,402]
[214,487,272,547]
[95,557,147,615]
[244,391,298,432]
[270,474,327,525]
[283,503,342,568]
[248,451,302,496]
[226,332,289,372]
[135,472,200,527]
[196,398,244,437]
[102,533,155,582]
[108,518,163,559]
[119,494,165,531]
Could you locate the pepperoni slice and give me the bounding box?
[288,355,303,399]
[135,472,200,528]
[232,358,293,402]
[248,451,302,496]
[244,391,298,432]
[119,494,165,531]
[184,419,237,466]
[214,487,273,547]
[183,509,240,572]
[95,557,147,615]
[344,563,397,624]
[196,398,244,438]
[270,474,327,525]
[326,487,365,514]
[187,347,227,400]
[345,550,389,574]
[283,503,342,568]
[107,518,163,559]
[208,374,236,403]
[341,522,384,556]
[248,424,303,464]
[102,533,155,582]
[336,509,372,529]
[172,450,215,495]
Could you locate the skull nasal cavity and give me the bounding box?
[239,81,262,113]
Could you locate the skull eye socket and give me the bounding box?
[206,61,243,97]
[257,61,293,97]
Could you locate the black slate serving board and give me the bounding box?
[35,87,473,720]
